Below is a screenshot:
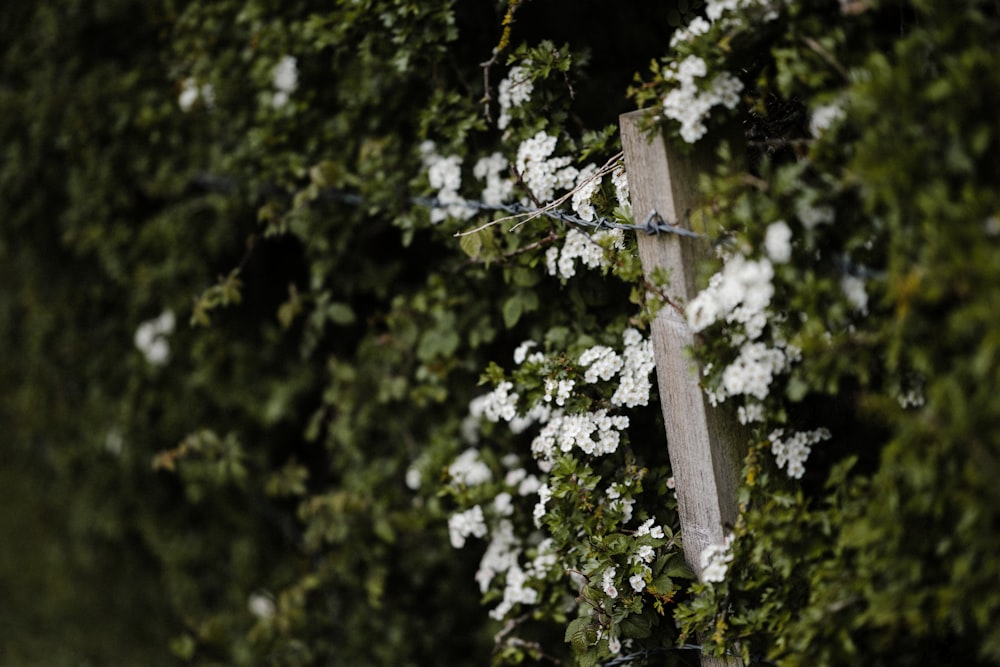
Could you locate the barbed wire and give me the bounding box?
[599,645,775,667]
[406,194,703,240]
[190,172,701,240]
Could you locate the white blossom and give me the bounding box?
[737,401,766,424]
[686,254,774,338]
[449,448,492,487]
[476,519,521,593]
[602,566,619,599]
[841,275,868,313]
[546,228,624,280]
[421,143,475,223]
[474,152,514,206]
[448,505,488,548]
[635,518,665,539]
[515,131,578,203]
[489,564,539,620]
[810,101,846,138]
[497,62,534,130]
[662,56,743,144]
[608,636,622,655]
[797,202,836,229]
[579,345,624,383]
[764,220,793,263]
[700,534,734,583]
[612,165,631,212]
[248,593,276,620]
[670,16,712,47]
[134,310,175,366]
[629,573,647,593]
[570,164,602,222]
[611,330,655,408]
[533,483,551,527]
[493,492,515,517]
[721,342,789,401]
[769,427,831,479]
[271,55,298,109]
[480,381,519,423]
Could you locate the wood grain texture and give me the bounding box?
[620,109,745,667]
[620,109,747,578]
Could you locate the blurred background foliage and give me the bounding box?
[0,1,680,664]
[3,0,1000,666]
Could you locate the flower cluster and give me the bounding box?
[473,152,514,206]
[271,55,298,109]
[497,62,533,130]
[134,310,176,366]
[515,131,579,203]
[687,254,775,341]
[178,78,215,112]
[768,427,831,479]
[661,55,743,143]
[545,228,624,280]
[699,534,734,583]
[420,142,474,223]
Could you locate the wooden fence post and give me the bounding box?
[620,110,745,666]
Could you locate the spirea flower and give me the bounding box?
[449,448,492,486]
[700,534,734,583]
[764,220,793,263]
[271,55,298,109]
[449,505,488,548]
[768,427,831,478]
[497,63,533,130]
[602,566,619,599]
[134,310,175,366]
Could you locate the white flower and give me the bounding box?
[602,567,619,599]
[769,427,831,478]
[629,573,646,592]
[611,330,655,408]
[448,505,488,549]
[546,228,625,280]
[764,220,793,263]
[533,484,551,527]
[513,340,537,365]
[449,448,492,486]
[481,381,519,423]
[721,342,788,401]
[737,402,766,424]
[612,165,630,212]
[662,56,743,144]
[841,275,868,313]
[494,492,514,517]
[608,636,622,655]
[810,101,846,138]
[579,345,623,383]
[134,310,175,366]
[248,593,276,620]
[686,255,774,337]
[497,62,534,130]
[570,164,602,222]
[700,534,734,583]
[635,545,656,563]
[273,55,298,93]
[421,144,474,223]
[476,519,521,593]
[405,466,421,490]
[515,131,577,203]
[474,152,514,206]
[635,518,665,539]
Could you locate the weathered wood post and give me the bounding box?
[620,110,745,666]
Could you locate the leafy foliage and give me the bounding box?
[2,0,999,666]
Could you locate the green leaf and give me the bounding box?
[327,301,356,325]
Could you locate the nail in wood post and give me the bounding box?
[620,110,746,666]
